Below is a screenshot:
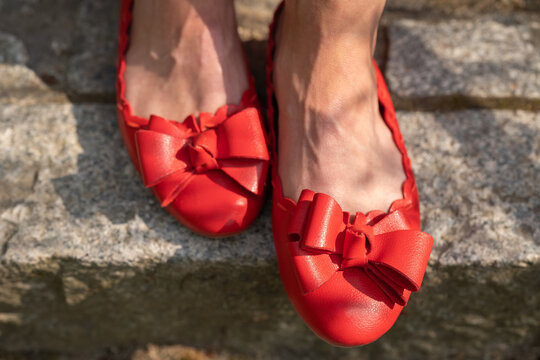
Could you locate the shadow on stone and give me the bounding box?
[1,258,538,359]
[50,102,274,254]
[387,15,540,107]
[0,0,119,99]
[51,105,148,224]
[387,26,539,263]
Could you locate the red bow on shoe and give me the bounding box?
[135,107,269,207]
[287,190,433,305]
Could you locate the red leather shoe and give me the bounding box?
[116,0,270,237]
[266,3,434,346]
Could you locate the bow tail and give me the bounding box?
[368,230,434,292]
[288,241,340,295]
[151,169,195,207]
[219,159,268,196]
[215,108,270,161]
[208,107,269,196]
[365,263,408,306]
[135,129,190,187]
[363,230,434,305]
[135,122,197,207]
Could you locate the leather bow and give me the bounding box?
[287,190,433,305]
[135,107,269,207]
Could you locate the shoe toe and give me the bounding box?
[297,269,405,346]
[273,212,406,346]
[165,171,264,237]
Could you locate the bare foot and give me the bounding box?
[274,0,405,214]
[124,0,249,121]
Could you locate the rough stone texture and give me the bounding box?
[0,0,271,99]
[402,110,540,266]
[65,1,120,97]
[0,0,91,98]
[1,102,538,359]
[0,32,28,65]
[0,32,66,104]
[0,0,273,101]
[3,0,538,104]
[1,344,244,360]
[235,0,280,41]
[235,0,540,40]
[387,15,540,103]
[386,0,540,14]
[0,104,274,265]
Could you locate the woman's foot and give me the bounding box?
[274,0,405,214]
[124,0,249,121]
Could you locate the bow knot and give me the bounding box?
[188,129,219,173]
[341,228,369,269]
[187,144,219,173]
[134,107,269,207]
[287,189,433,306]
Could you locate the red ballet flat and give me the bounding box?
[116,0,270,237]
[266,2,434,346]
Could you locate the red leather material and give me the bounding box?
[136,110,269,206]
[266,2,434,346]
[116,0,270,236]
[286,190,433,306]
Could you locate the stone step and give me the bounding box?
[386,14,540,110]
[1,103,538,359]
[1,0,539,104]
[385,0,540,14]
[0,0,539,359]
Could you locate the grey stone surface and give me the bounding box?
[0,32,28,65]
[0,260,537,360]
[0,63,67,104]
[235,0,280,41]
[0,0,272,99]
[0,0,83,96]
[0,103,538,358]
[4,0,538,103]
[386,0,540,14]
[401,110,540,266]
[0,0,275,99]
[0,32,66,104]
[1,105,537,267]
[0,104,274,266]
[387,16,540,101]
[0,0,118,98]
[66,1,119,97]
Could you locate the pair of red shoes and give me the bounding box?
[116,0,433,347]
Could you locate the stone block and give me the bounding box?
[387,16,540,106]
[386,0,540,14]
[0,32,66,104]
[0,103,538,359]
